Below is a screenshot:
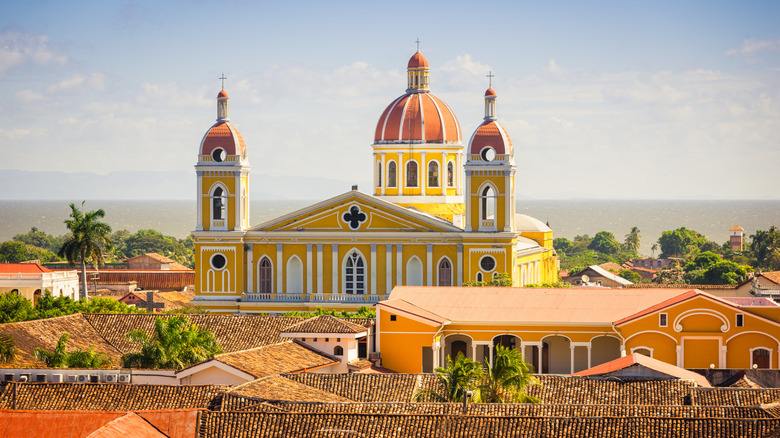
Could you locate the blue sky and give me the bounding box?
[1,0,779,199]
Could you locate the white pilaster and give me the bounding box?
[276,244,283,294]
[398,153,404,197]
[456,244,463,286]
[380,153,386,196]
[426,244,433,286]
[306,244,313,293]
[246,244,254,294]
[386,244,393,294]
[370,244,377,295]
[504,172,512,232]
[441,152,448,190]
[332,244,338,294]
[421,152,427,194]
[316,244,323,293]
[396,244,403,285]
[196,171,203,231]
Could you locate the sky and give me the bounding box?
[1,0,779,200]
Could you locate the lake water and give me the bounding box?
[1,199,778,257]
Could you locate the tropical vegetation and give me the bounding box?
[121,315,223,370]
[33,332,112,368]
[0,291,145,324]
[58,201,113,299]
[463,272,514,287]
[0,334,16,364]
[282,306,375,318]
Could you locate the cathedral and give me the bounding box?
[191,49,558,314]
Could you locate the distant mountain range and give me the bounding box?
[0,170,365,201]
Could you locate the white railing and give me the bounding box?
[0,272,78,281]
[211,219,227,230]
[467,154,509,163]
[479,219,497,232]
[199,154,239,162]
[242,293,385,303]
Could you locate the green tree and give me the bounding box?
[0,292,37,323]
[653,261,686,284]
[412,352,483,402]
[657,227,708,259]
[122,316,223,370]
[463,272,513,287]
[750,226,780,271]
[617,269,642,283]
[281,306,375,318]
[0,241,59,263]
[683,251,721,272]
[553,238,573,255]
[476,345,539,403]
[0,334,16,364]
[624,227,641,252]
[588,231,621,255]
[33,332,112,368]
[58,201,113,299]
[651,243,658,258]
[12,227,65,253]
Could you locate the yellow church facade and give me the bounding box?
[191,49,558,314]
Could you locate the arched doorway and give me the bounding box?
[493,334,522,363]
[591,336,622,367]
[752,348,771,369]
[406,257,423,286]
[445,334,473,362]
[542,335,572,374]
[286,256,303,294]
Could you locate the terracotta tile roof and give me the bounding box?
[572,353,711,387]
[624,283,738,289]
[226,375,353,404]
[0,382,225,411]
[196,412,780,438]
[385,287,685,325]
[87,271,194,291]
[0,263,52,274]
[281,373,442,403]
[85,412,168,438]
[83,314,307,354]
[730,225,746,232]
[280,315,367,335]
[761,271,780,285]
[598,262,624,273]
[762,402,780,418]
[692,388,780,406]
[529,375,696,405]
[0,409,199,438]
[731,376,765,389]
[0,314,124,368]
[723,297,780,307]
[206,341,339,378]
[253,401,776,418]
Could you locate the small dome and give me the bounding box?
[200,121,246,157]
[407,52,429,69]
[218,90,229,99]
[374,92,461,143]
[468,120,512,155]
[485,88,496,97]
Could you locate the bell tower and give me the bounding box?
[465,85,516,232]
[195,87,250,232]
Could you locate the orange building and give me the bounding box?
[376,286,780,373]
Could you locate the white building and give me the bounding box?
[0,263,79,303]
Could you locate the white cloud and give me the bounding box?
[46,72,107,93]
[0,31,67,74]
[0,128,33,139]
[726,38,780,57]
[14,89,45,103]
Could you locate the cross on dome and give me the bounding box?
[219,73,227,90]
[415,38,421,52]
[486,71,495,88]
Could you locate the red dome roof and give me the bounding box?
[374,92,461,143]
[468,120,512,155]
[407,52,429,69]
[218,90,229,99]
[485,88,496,97]
[200,121,246,156]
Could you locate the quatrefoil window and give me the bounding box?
[342,205,367,230]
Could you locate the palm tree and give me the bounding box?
[33,332,113,368]
[58,201,112,299]
[624,227,641,253]
[477,345,539,403]
[122,315,223,370]
[0,334,16,364]
[651,243,659,258]
[412,352,483,402]
[34,333,69,367]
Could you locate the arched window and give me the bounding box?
[406,257,423,286]
[438,259,452,286]
[345,251,365,295]
[428,161,439,187]
[286,256,303,294]
[334,345,344,356]
[258,257,272,294]
[212,186,227,220]
[480,186,496,220]
[406,161,418,187]
[753,348,771,369]
[387,162,397,187]
[377,161,382,188]
[447,161,454,187]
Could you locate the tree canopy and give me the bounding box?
[0,291,145,324]
[0,241,59,263]
[58,201,113,298]
[657,227,710,258]
[122,315,223,370]
[33,332,112,368]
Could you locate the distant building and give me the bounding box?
[0,263,78,303]
[125,253,190,271]
[729,225,745,251]
[563,265,633,287]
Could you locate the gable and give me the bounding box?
[251,191,460,233]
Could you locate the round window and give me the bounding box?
[210,253,227,270]
[479,256,496,272]
[211,148,226,162]
[480,147,496,162]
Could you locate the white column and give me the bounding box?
[676,345,682,368]
[276,244,283,293]
[398,153,404,196]
[420,152,427,194]
[464,170,472,232]
[196,171,203,231]
[441,152,447,192]
[457,153,463,196]
[570,345,575,374]
[456,244,463,286]
[370,244,377,295]
[426,244,433,286]
[488,343,494,368]
[587,344,592,369]
[537,345,543,374]
[386,244,393,294]
[396,244,403,285]
[246,244,254,294]
[316,244,323,294]
[380,153,386,196]
[332,244,338,294]
[720,345,727,369]
[306,244,313,294]
[471,343,477,360]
